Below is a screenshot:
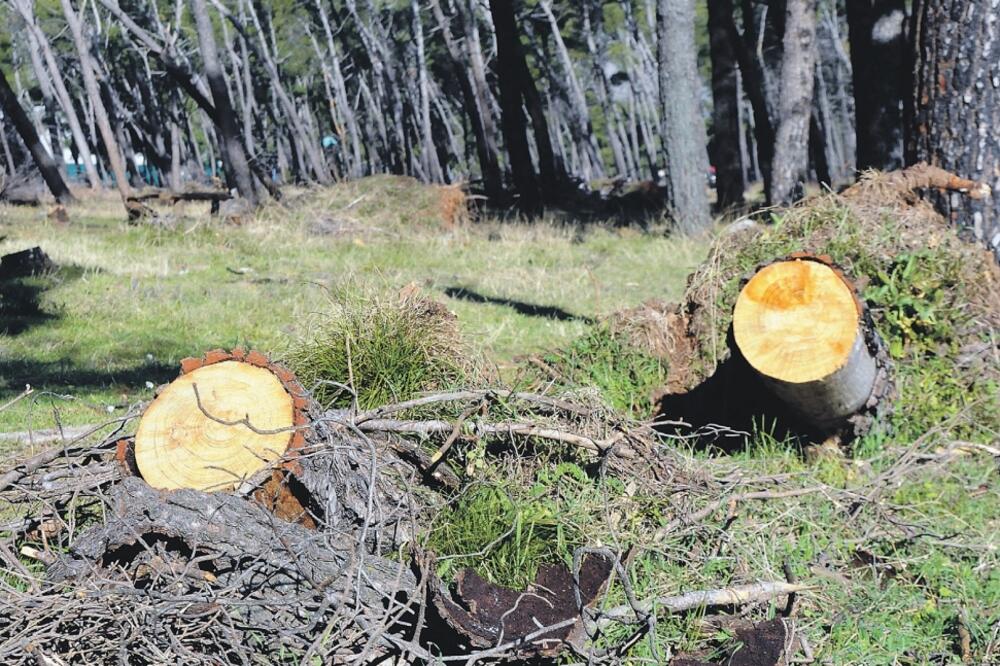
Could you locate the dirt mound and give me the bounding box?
[636,165,1000,442]
[259,175,469,235]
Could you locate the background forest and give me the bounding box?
[0,0,998,260]
[0,1,998,665]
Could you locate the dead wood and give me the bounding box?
[45,477,417,612]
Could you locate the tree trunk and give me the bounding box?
[733,257,886,431]
[489,0,542,215]
[190,0,258,206]
[412,0,444,183]
[133,351,306,492]
[722,6,775,194]
[59,0,134,213]
[0,69,75,203]
[539,0,603,181]
[707,0,745,209]
[847,0,905,171]
[656,0,711,233]
[769,0,817,206]
[909,0,1000,261]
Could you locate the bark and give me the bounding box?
[722,4,775,193]
[59,0,133,211]
[190,0,258,206]
[769,0,817,206]
[708,0,745,208]
[412,0,444,182]
[909,0,1000,260]
[582,0,629,178]
[227,0,332,185]
[539,0,603,181]
[0,68,75,203]
[431,0,503,199]
[656,0,711,233]
[847,0,905,171]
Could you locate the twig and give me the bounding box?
[587,581,811,633]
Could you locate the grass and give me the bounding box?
[1,179,997,663]
[0,183,704,437]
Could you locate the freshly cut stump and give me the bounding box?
[135,360,295,491]
[733,258,877,429]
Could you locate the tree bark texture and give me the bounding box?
[910,0,1000,260]
[489,0,542,214]
[190,0,258,205]
[769,0,817,206]
[708,0,745,209]
[657,0,711,233]
[0,68,75,203]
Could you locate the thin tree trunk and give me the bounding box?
[582,0,629,177]
[769,0,817,205]
[657,0,711,233]
[412,0,444,182]
[190,0,257,205]
[489,0,542,214]
[59,0,133,212]
[722,3,775,194]
[539,0,602,181]
[708,0,745,209]
[0,69,75,203]
[224,0,331,185]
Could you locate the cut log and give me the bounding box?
[732,257,880,429]
[134,351,306,492]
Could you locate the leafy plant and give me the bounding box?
[864,251,962,358]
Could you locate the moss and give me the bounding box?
[425,476,584,589]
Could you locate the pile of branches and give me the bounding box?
[0,388,809,665]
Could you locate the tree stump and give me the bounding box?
[133,349,308,492]
[732,256,886,431]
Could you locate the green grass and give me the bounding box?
[534,322,670,414]
[0,184,704,437]
[2,180,997,664]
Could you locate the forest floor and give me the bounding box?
[0,177,997,664]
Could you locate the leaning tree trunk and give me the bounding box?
[656,0,712,233]
[769,0,817,206]
[707,0,745,209]
[847,0,906,171]
[909,0,1000,261]
[190,0,258,206]
[0,69,75,204]
[59,0,133,212]
[732,256,891,433]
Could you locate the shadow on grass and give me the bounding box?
[443,286,594,323]
[654,327,814,454]
[0,265,91,336]
[0,359,176,395]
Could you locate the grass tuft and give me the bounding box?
[285,293,473,410]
